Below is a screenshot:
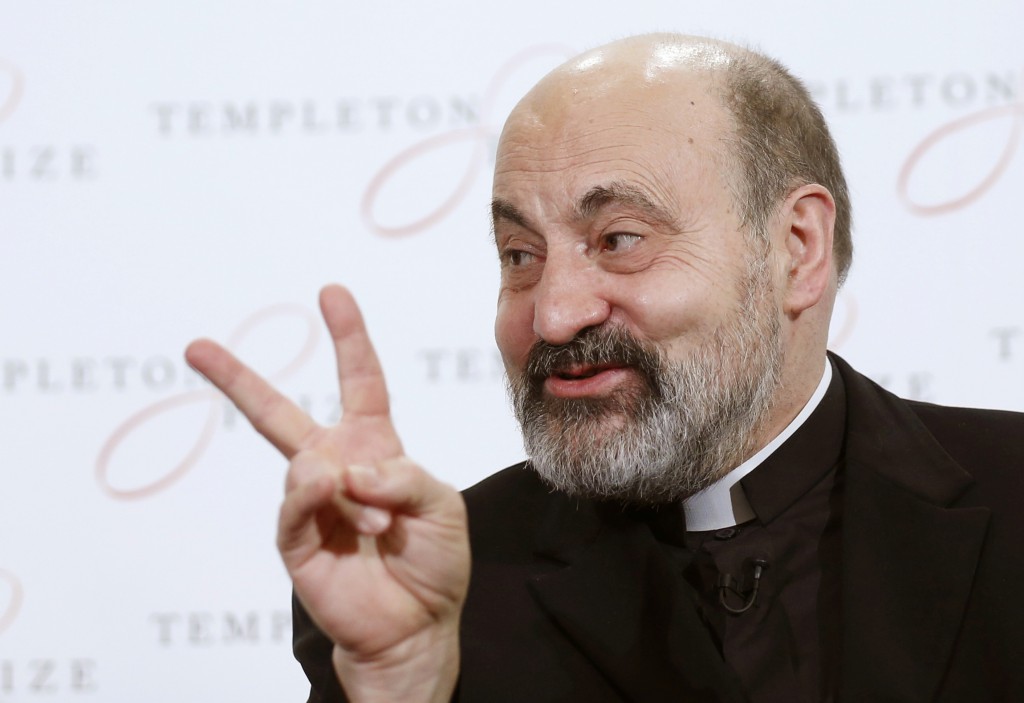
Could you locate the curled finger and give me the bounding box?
[278,453,393,565]
[343,456,464,523]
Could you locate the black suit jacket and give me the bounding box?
[294,355,1024,701]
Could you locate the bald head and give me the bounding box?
[502,33,852,285]
[509,35,733,136]
[543,33,739,82]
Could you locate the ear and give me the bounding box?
[776,184,836,316]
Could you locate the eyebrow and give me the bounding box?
[491,198,531,230]
[490,181,678,241]
[574,182,678,227]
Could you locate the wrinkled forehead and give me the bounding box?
[498,42,735,155]
[492,59,737,211]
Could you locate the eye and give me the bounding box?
[500,248,537,267]
[601,232,642,252]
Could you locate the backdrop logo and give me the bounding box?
[0,569,23,636]
[2,355,207,394]
[0,59,98,182]
[0,60,24,124]
[151,96,479,136]
[417,347,506,384]
[150,609,292,647]
[95,304,320,500]
[0,572,99,695]
[898,71,1023,216]
[991,326,1021,360]
[362,44,575,237]
[812,69,1019,114]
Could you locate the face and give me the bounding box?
[492,63,784,503]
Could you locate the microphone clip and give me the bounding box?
[716,558,768,614]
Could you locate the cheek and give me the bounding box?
[622,281,737,351]
[623,280,697,331]
[494,295,535,371]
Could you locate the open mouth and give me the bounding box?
[540,361,643,400]
[552,363,621,380]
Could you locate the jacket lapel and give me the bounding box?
[835,357,990,702]
[528,502,748,703]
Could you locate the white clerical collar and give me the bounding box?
[682,360,833,532]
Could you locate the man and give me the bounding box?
[186,34,1024,702]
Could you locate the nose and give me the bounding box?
[532,254,611,345]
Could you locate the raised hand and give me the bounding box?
[185,285,469,702]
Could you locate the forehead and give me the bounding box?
[492,70,735,223]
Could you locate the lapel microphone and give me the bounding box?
[716,558,769,614]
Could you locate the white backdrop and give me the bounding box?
[2,2,1022,700]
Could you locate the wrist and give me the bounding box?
[331,621,460,703]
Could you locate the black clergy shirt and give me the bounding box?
[656,364,847,703]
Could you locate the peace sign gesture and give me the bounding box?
[186,285,468,702]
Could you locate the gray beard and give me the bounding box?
[507,271,782,504]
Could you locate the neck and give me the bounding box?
[683,357,833,530]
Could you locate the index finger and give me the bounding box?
[185,338,318,458]
[318,285,392,420]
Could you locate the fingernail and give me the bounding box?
[347,464,378,486]
[358,507,391,534]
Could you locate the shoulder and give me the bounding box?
[907,401,1024,464]
[833,352,1024,465]
[460,462,565,558]
[905,401,1024,506]
[832,353,1023,501]
[462,461,546,504]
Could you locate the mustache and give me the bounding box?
[523,325,664,385]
